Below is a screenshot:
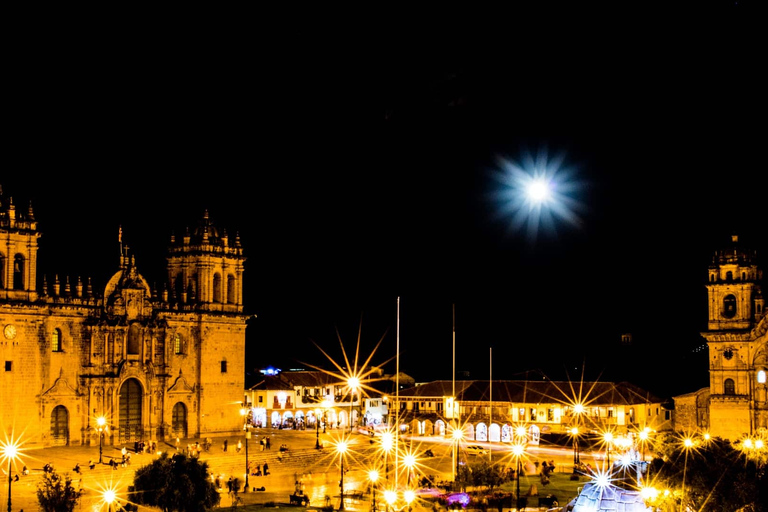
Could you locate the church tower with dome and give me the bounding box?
[703,235,767,440]
[0,185,248,449]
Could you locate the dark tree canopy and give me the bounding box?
[131,452,220,512]
[649,434,767,512]
[36,470,82,512]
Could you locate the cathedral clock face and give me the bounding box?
[3,324,17,340]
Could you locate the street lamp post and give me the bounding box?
[103,489,117,512]
[512,443,524,512]
[570,427,580,471]
[240,406,250,493]
[315,408,322,449]
[4,443,18,512]
[603,432,614,467]
[381,431,393,483]
[638,427,650,461]
[337,440,348,511]
[368,469,379,512]
[97,415,107,464]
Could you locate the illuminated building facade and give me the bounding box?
[243,368,406,430]
[701,235,767,440]
[0,188,248,448]
[394,379,671,440]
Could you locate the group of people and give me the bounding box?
[248,460,270,476]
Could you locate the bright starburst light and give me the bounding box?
[491,146,584,242]
[302,316,393,416]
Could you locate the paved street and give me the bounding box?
[6,428,587,511]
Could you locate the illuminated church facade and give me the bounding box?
[676,235,767,441]
[702,235,767,440]
[0,187,248,449]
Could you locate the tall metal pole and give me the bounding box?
[316,413,321,449]
[99,429,103,464]
[7,458,12,512]
[244,431,250,492]
[339,454,345,511]
[516,458,521,512]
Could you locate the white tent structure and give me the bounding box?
[567,482,652,512]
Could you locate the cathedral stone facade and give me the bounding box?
[0,188,248,449]
[702,235,767,440]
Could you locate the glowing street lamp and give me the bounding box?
[512,443,525,511]
[381,430,394,483]
[103,488,118,512]
[368,469,380,511]
[603,431,614,467]
[569,427,580,469]
[2,441,19,512]
[681,436,695,511]
[240,406,250,493]
[337,440,348,511]
[403,453,416,485]
[638,427,651,461]
[96,415,107,464]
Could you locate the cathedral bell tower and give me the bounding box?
[165,210,245,313]
[703,235,767,440]
[0,190,40,302]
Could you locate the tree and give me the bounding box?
[131,452,220,512]
[36,470,82,512]
[648,434,766,511]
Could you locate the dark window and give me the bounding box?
[213,272,222,303]
[127,324,140,354]
[724,378,735,395]
[227,274,236,304]
[723,295,737,318]
[4,361,11,371]
[13,255,24,289]
[221,360,228,373]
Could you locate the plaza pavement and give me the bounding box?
[7,428,579,511]
[7,427,390,511]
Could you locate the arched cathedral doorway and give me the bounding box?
[50,405,69,446]
[119,378,143,443]
[172,402,188,439]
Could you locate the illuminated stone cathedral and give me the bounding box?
[676,235,767,440]
[703,235,767,440]
[0,186,248,449]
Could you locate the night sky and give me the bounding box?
[4,7,763,399]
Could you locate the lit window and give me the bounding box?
[758,370,766,384]
[52,328,62,352]
[174,334,182,355]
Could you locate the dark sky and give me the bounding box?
[4,7,764,398]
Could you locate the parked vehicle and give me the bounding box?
[465,444,490,455]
